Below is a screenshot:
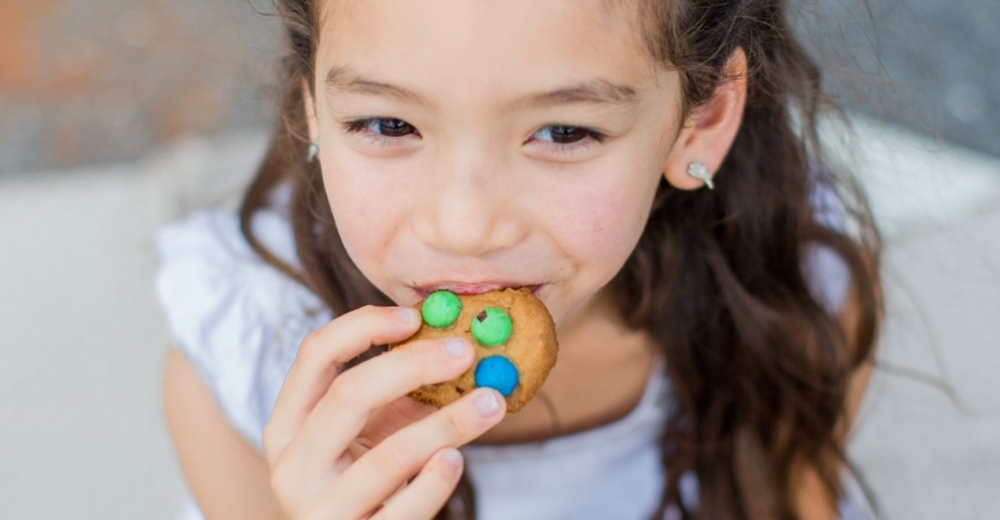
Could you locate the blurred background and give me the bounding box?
[1,0,998,519]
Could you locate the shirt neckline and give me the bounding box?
[462,354,668,462]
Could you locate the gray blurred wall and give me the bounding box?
[0,0,282,174]
[1,0,998,172]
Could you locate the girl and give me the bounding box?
[156,0,882,519]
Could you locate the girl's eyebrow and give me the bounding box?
[325,64,641,109]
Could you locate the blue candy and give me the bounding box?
[474,356,519,397]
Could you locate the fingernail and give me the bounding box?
[474,390,501,417]
[395,307,419,325]
[443,448,463,468]
[443,338,468,358]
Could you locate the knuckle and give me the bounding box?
[298,330,326,359]
[400,346,436,388]
[406,339,440,370]
[382,343,423,381]
[370,442,416,475]
[267,462,295,506]
[442,407,473,439]
[404,342,430,369]
[328,372,362,406]
[355,304,380,319]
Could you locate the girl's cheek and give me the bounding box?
[528,150,658,263]
[322,157,412,267]
[549,187,648,269]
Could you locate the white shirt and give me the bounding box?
[154,203,872,520]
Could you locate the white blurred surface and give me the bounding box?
[824,115,1000,240]
[0,131,266,520]
[0,168,183,519]
[1,117,999,519]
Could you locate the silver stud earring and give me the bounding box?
[307,139,320,162]
[687,161,715,190]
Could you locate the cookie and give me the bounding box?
[389,287,558,414]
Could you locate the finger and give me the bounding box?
[371,448,464,520]
[363,396,438,446]
[274,337,476,484]
[264,305,421,464]
[321,388,505,519]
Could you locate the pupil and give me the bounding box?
[380,119,411,136]
[551,126,583,143]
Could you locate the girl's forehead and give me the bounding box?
[316,0,661,107]
[321,0,644,38]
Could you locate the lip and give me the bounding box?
[411,282,543,298]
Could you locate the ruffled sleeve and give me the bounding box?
[803,242,852,315]
[803,181,854,315]
[153,207,331,451]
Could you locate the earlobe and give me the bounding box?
[662,48,748,191]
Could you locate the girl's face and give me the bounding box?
[309,0,684,326]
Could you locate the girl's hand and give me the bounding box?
[263,305,506,520]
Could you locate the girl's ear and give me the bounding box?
[302,77,320,143]
[662,48,748,190]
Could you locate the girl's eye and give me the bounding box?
[343,118,420,144]
[535,125,594,144]
[531,125,606,153]
[342,118,605,154]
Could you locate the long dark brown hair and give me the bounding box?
[239,1,883,518]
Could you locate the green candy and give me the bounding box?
[471,307,512,347]
[421,291,462,328]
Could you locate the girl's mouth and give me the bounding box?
[411,283,543,299]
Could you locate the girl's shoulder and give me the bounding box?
[153,203,331,450]
[804,179,854,315]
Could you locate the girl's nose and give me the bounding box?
[413,158,526,258]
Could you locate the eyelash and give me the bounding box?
[341,117,606,154]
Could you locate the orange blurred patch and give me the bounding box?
[0,1,59,92]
